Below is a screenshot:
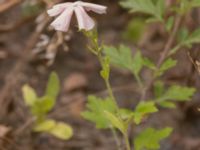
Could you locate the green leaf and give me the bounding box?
[100,57,110,80]
[178,27,189,43]
[82,95,117,129]
[132,51,144,75]
[103,45,133,71]
[134,127,173,150]
[183,28,200,47]
[154,81,165,98]
[159,101,176,108]
[123,18,146,42]
[158,85,196,102]
[166,16,174,32]
[120,0,165,22]
[104,111,126,134]
[156,58,177,77]
[191,0,200,7]
[22,84,37,106]
[133,101,158,124]
[49,122,73,140]
[104,45,146,77]
[143,57,156,70]
[33,119,56,132]
[45,72,60,99]
[31,96,55,116]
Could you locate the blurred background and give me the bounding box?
[1,0,200,150]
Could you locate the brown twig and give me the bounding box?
[140,15,183,100]
[0,13,51,117]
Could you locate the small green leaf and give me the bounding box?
[159,101,176,108]
[33,119,56,132]
[100,57,110,80]
[133,101,158,124]
[183,28,200,47]
[154,81,165,98]
[166,16,174,32]
[45,72,60,99]
[143,57,156,70]
[22,84,37,106]
[104,45,146,77]
[159,85,196,102]
[31,96,55,116]
[156,58,177,77]
[104,111,126,134]
[82,95,117,129]
[49,122,73,140]
[120,0,165,22]
[134,127,173,150]
[178,27,189,43]
[123,18,146,42]
[103,45,133,71]
[191,0,200,7]
[132,51,144,75]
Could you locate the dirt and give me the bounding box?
[1,0,200,150]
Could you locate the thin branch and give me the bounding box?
[140,15,183,100]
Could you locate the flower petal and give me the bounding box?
[47,2,72,16]
[50,7,74,32]
[79,2,107,14]
[74,6,95,31]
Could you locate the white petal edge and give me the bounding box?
[50,7,74,32]
[79,2,107,14]
[74,6,95,31]
[47,2,72,16]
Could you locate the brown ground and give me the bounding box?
[1,0,200,150]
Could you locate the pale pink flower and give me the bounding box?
[47,1,107,32]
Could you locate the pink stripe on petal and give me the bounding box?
[79,2,107,14]
[47,2,72,16]
[50,7,74,32]
[74,6,95,31]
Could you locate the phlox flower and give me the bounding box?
[47,1,107,32]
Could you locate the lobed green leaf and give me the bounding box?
[134,127,173,150]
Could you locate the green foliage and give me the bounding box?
[166,16,174,32]
[191,0,200,7]
[154,81,165,98]
[158,85,196,101]
[134,127,173,150]
[100,57,110,81]
[48,122,73,140]
[104,45,156,79]
[45,72,60,99]
[22,85,37,106]
[82,95,117,129]
[104,111,126,134]
[30,96,55,117]
[156,85,196,108]
[22,72,60,118]
[120,0,165,22]
[123,18,146,42]
[34,120,73,140]
[22,72,73,140]
[181,28,200,47]
[155,58,177,77]
[133,101,158,124]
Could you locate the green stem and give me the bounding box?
[97,52,119,110]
